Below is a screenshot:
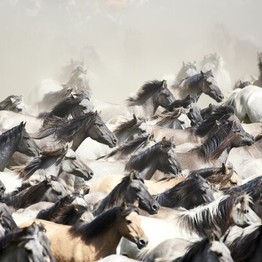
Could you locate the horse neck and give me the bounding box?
[85,222,122,258]
[71,125,88,150]
[139,96,157,117]
[0,133,21,171]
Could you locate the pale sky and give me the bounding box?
[0,0,261,103]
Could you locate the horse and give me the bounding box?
[0,95,27,113]
[0,203,18,237]
[200,53,232,97]
[155,174,216,209]
[0,122,39,172]
[174,237,233,262]
[226,223,262,262]
[125,137,182,180]
[224,85,262,123]
[119,193,260,259]
[174,61,198,85]
[95,79,175,121]
[39,90,94,128]
[93,171,159,216]
[36,193,89,225]
[171,70,224,103]
[0,222,55,262]
[1,177,68,210]
[100,134,155,161]
[17,145,93,192]
[19,202,148,262]
[33,111,118,151]
[176,116,254,170]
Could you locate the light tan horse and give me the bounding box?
[19,202,148,262]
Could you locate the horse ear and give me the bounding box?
[130,171,136,180]
[222,163,226,174]
[133,199,139,208]
[200,70,204,76]
[133,114,137,122]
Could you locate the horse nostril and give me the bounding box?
[113,138,117,144]
[138,238,148,248]
[152,203,159,211]
[89,172,94,177]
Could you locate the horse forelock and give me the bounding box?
[126,80,165,105]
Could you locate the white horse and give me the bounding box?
[224,85,262,122]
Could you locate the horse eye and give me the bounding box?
[126,219,132,225]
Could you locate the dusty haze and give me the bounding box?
[0,0,261,105]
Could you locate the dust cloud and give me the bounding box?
[0,0,261,105]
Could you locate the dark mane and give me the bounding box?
[113,115,139,135]
[102,134,151,160]
[170,95,195,108]
[0,124,22,146]
[156,175,214,209]
[180,70,213,88]
[70,204,138,243]
[178,194,239,237]
[18,147,66,180]
[229,225,262,261]
[199,119,234,160]
[195,106,235,137]
[2,180,52,209]
[33,112,96,141]
[127,80,165,105]
[175,238,210,262]
[125,140,168,171]
[94,175,143,216]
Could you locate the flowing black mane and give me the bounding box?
[126,139,171,171]
[171,95,196,109]
[102,134,152,160]
[127,80,165,105]
[198,119,234,160]
[70,204,138,243]
[18,147,66,180]
[156,174,215,209]
[195,106,235,137]
[113,115,139,135]
[33,112,97,141]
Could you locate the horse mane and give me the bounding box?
[127,80,165,106]
[0,123,23,145]
[125,140,168,171]
[195,106,234,137]
[2,180,52,209]
[156,175,214,209]
[176,238,210,262]
[102,134,151,160]
[70,204,138,243]
[0,203,18,234]
[37,194,76,221]
[170,95,195,108]
[94,174,144,216]
[33,112,96,141]
[199,119,234,160]
[38,91,89,120]
[113,115,139,135]
[229,224,262,261]
[154,108,185,126]
[178,194,245,237]
[180,70,213,88]
[18,147,66,180]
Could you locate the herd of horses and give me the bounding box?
[0,52,262,261]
